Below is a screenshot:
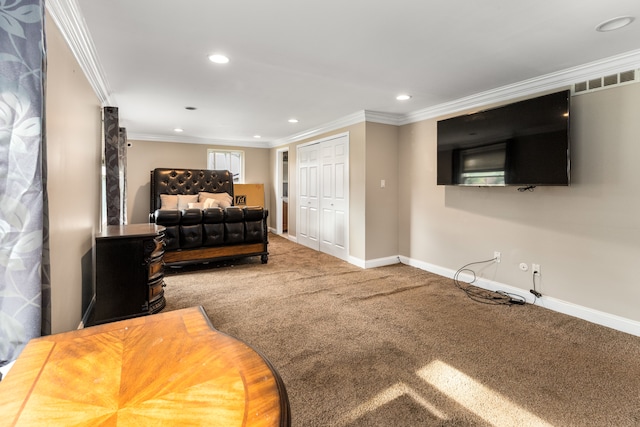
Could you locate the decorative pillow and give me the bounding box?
[188,202,205,209]
[177,194,199,210]
[217,199,231,209]
[203,198,220,209]
[160,194,178,210]
[199,192,233,208]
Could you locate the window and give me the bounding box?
[207,149,244,183]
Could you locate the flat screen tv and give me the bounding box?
[437,90,570,187]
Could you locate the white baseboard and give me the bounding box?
[366,255,401,269]
[348,255,400,269]
[269,229,297,243]
[348,256,365,268]
[399,255,640,337]
[289,243,640,337]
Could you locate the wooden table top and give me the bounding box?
[96,223,165,239]
[0,307,290,426]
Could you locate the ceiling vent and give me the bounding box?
[573,69,638,95]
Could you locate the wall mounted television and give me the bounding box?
[437,90,570,187]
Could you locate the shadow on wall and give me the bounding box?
[131,182,151,224]
[81,248,93,323]
[442,183,636,248]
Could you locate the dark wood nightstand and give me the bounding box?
[88,224,166,326]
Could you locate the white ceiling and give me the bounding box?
[54,0,640,147]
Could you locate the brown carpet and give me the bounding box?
[163,234,640,427]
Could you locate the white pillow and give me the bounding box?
[177,194,199,210]
[188,202,205,209]
[199,192,233,207]
[203,198,220,209]
[218,198,231,208]
[160,194,178,210]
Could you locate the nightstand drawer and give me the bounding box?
[149,276,165,302]
[148,256,164,280]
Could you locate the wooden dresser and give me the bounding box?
[0,307,290,426]
[90,224,166,326]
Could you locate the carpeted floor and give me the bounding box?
[163,234,640,427]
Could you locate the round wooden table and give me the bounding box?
[0,307,290,426]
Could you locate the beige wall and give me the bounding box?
[364,122,399,260]
[126,140,271,224]
[46,13,103,333]
[398,83,640,322]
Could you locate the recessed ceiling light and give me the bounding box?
[396,94,412,101]
[208,54,229,64]
[254,135,261,139]
[174,128,184,132]
[288,119,299,123]
[595,16,635,32]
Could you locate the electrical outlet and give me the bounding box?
[494,251,501,263]
[532,264,541,276]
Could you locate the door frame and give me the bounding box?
[275,147,288,235]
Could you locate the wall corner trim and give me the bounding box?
[45,0,113,106]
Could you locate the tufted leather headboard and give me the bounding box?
[150,168,234,214]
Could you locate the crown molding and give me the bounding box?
[46,0,113,106]
[268,110,406,147]
[401,48,640,124]
[268,111,367,148]
[127,132,269,148]
[363,111,405,126]
[272,49,640,147]
[127,132,269,149]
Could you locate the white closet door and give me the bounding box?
[297,134,349,260]
[319,135,348,260]
[297,144,320,250]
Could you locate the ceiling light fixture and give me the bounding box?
[208,54,230,64]
[396,94,412,101]
[595,16,635,32]
[174,128,184,132]
[288,119,299,123]
[254,135,261,139]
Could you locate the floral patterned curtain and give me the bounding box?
[0,0,50,366]
[103,106,127,225]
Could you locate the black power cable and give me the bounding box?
[530,271,542,300]
[517,185,536,192]
[453,257,527,306]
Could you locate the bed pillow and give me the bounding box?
[217,199,231,209]
[188,202,205,209]
[177,194,199,210]
[160,194,178,210]
[203,198,220,209]
[199,192,232,208]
